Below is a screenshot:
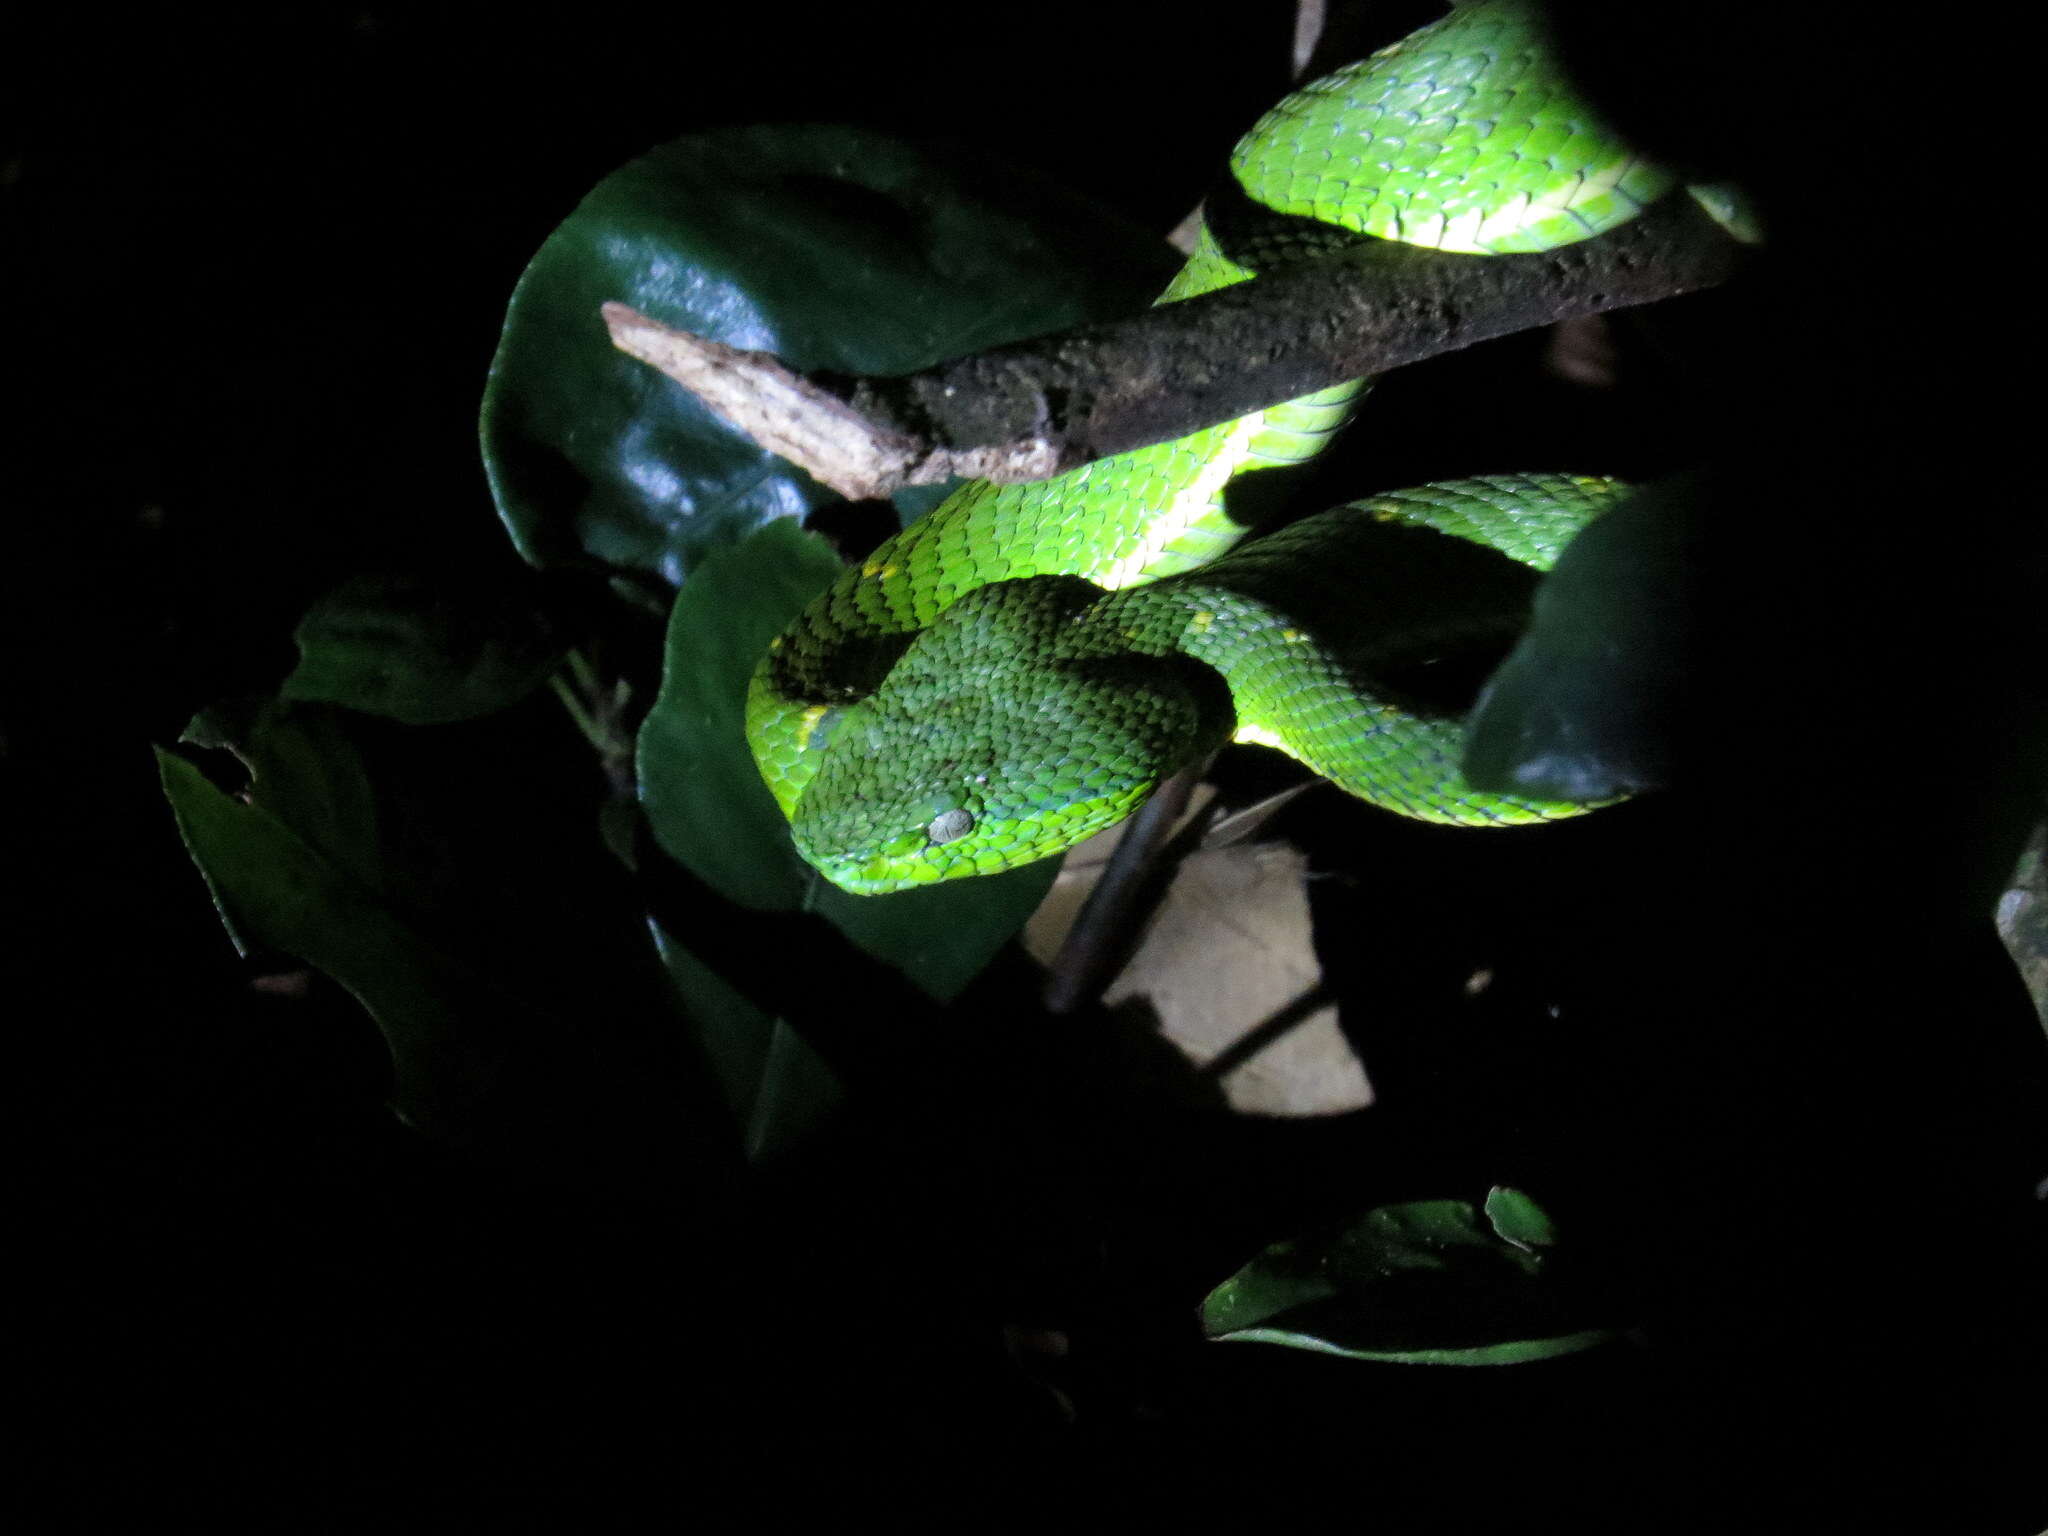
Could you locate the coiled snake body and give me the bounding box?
[748,0,1692,894]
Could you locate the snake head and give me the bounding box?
[788,576,1232,895]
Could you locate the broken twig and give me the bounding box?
[603,195,1743,500]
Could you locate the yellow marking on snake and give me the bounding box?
[794,704,832,751]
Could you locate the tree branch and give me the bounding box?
[603,195,1746,502]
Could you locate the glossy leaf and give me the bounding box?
[636,519,1058,1002]
[1201,1187,1620,1365]
[1463,478,1704,803]
[482,124,1178,586]
[282,569,569,724]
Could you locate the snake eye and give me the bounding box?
[926,808,975,844]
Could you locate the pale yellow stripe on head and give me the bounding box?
[1232,720,1289,751]
[794,704,831,751]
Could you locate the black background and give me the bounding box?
[13,3,2047,1526]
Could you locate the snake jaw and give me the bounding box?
[789,714,1158,894]
[794,777,1158,896]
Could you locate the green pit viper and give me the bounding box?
[747,0,1726,894]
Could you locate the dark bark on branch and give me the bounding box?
[603,195,1747,502]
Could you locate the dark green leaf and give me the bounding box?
[636,519,1058,1001]
[282,569,569,724]
[1201,1188,1620,1366]
[180,698,386,902]
[161,710,738,1179]
[1485,1183,1560,1249]
[1464,479,1703,803]
[652,921,841,1165]
[1996,820,2048,1029]
[636,520,838,912]
[481,124,1178,586]
[1211,1325,1618,1367]
[157,745,529,1141]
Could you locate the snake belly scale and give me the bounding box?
[746,0,1673,894]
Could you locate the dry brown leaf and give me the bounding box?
[1028,823,1371,1117]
